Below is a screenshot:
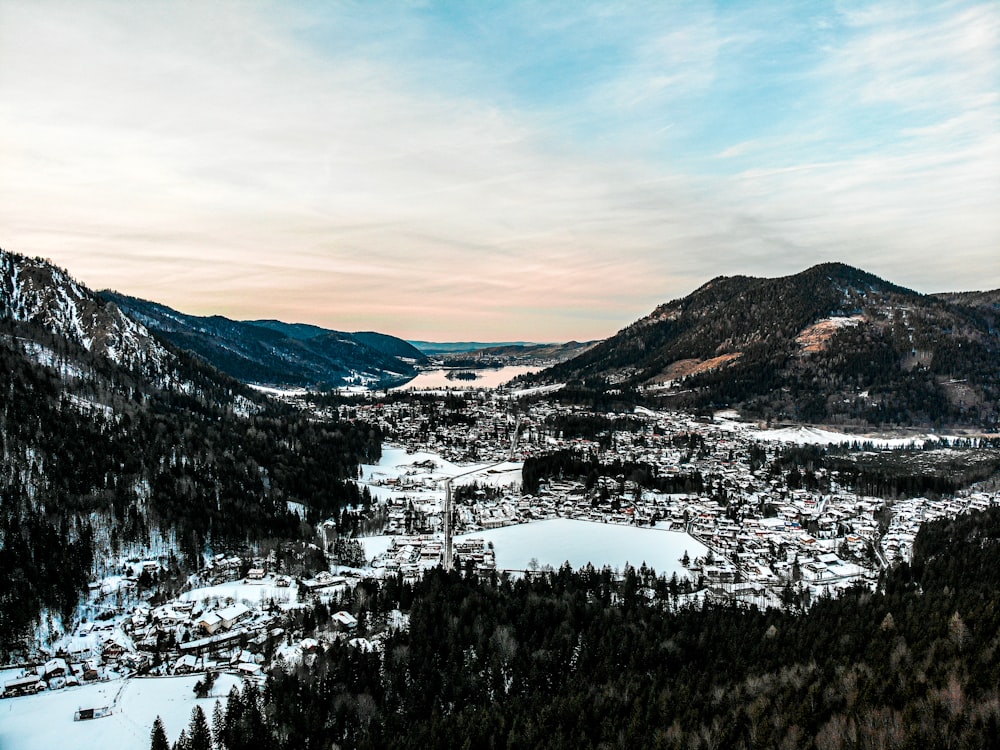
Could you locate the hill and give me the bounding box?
[102,293,424,390]
[408,341,537,356]
[439,340,599,367]
[0,249,380,656]
[537,263,1000,427]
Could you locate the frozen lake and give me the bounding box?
[392,365,540,390]
[462,518,708,577]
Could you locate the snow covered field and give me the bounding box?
[0,673,243,750]
[709,411,962,448]
[179,579,298,607]
[360,445,522,506]
[460,519,708,576]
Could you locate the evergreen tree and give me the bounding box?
[186,706,212,750]
[150,716,170,750]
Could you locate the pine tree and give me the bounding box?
[211,700,225,749]
[187,705,212,750]
[150,716,170,750]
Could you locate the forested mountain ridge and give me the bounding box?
[538,263,1000,426]
[101,292,424,390]
[0,249,381,657]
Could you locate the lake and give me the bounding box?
[460,518,708,577]
[392,365,541,390]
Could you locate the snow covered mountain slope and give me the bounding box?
[0,249,174,375]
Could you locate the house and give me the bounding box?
[332,611,358,631]
[217,603,251,630]
[196,612,222,635]
[173,654,198,674]
[43,658,68,679]
[5,674,46,696]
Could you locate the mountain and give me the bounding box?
[248,320,425,361]
[0,251,176,378]
[0,249,380,656]
[408,340,538,356]
[102,293,425,390]
[439,340,600,367]
[538,263,1000,426]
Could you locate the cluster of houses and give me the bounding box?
[348,396,1000,602]
[3,554,371,699]
[2,658,92,698]
[372,536,496,576]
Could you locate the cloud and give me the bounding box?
[0,0,997,340]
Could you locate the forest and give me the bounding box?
[769,442,1000,498]
[158,506,1000,749]
[0,316,382,656]
[521,448,705,496]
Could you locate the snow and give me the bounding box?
[457,518,708,577]
[505,382,565,398]
[357,535,396,562]
[363,446,521,486]
[247,384,309,398]
[753,425,954,448]
[179,580,298,608]
[711,413,959,448]
[360,445,521,508]
[0,673,243,750]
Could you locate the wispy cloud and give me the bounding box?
[0,0,996,339]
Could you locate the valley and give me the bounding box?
[2,249,1000,748]
[4,376,1000,748]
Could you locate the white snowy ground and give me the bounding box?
[357,535,396,562]
[462,519,707,577]
[0,673,243,750]
[179,580,299,608]
[360,444,522,507]
[710,413,960,448]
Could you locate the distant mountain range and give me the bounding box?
[408,341,540,356]
[535,263,1000,427]
[100,292,427,390]
[437,340,599,367]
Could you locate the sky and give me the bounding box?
[1,1,997,341]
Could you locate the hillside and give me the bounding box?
[102,293,423,390]
[162,507,1000,749]
[538,263,1000,426]
[439,340,599,367]
[408,340,536,356]
[0,249,380,656]
[934,289,1000,319]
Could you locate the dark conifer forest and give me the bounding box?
[0,314,381,656]
[158,507,1000,749]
